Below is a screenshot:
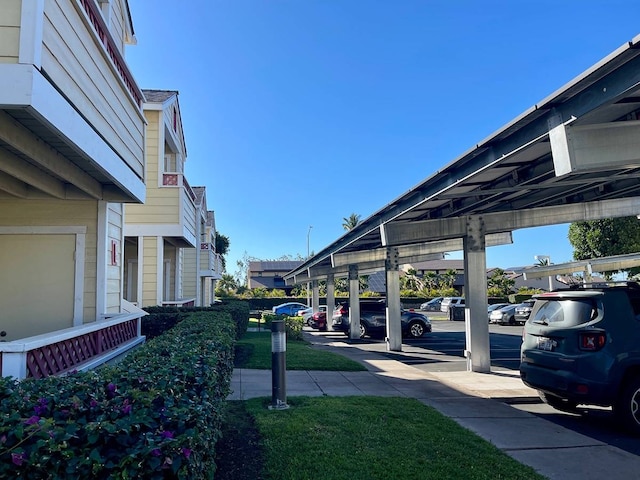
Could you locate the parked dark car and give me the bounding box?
[514,299,535,324]
[331,300,431,339]
[488,304,518,325]
[272,302,308,316]
[420,297,443,311]
[520,282,640,435]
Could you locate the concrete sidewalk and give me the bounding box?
[228,330,640,480]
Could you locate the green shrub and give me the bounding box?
[142,300,250,340]
[0,311,235,479]
[142,311,187,339]
[285,316,304,340]
[258,314,303,341]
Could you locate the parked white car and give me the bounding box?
[440,297,464,313]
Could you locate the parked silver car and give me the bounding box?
[489,304,518,325]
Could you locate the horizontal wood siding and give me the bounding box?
[0,199,98,323]
[182,247,197,298]
[41,0,144,179]
[106,203,122,313]
[126,110,181,224]
[108,0,126,53]
[141,237,157,306]
[0,1,20,62]
[182,192,196,239]
[164,243,176,301]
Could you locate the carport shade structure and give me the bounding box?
[285,34,640,372]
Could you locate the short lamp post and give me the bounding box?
[269,319,288,410]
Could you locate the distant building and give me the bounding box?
[248,261,304,294]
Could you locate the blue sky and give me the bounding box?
[126,1,640,278]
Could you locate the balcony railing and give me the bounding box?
[200,244,223,276]
[0,313,145,380]
[78,0,142,107]
[162,173,197,202]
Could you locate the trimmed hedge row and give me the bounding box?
[0,311,236,479]
[142,300,250,340]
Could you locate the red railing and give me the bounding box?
[162,173,197,202]
[1,314,144,380]
[78,0,142,107]
[26,319,138,378]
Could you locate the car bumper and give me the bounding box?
[331,317,349,332]
[519,361,614,406]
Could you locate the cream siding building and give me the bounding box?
[0,0,146,379]
[124,90,199,308]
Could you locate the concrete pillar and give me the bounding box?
[312,280,320,312]
[385,247,402,351]
[326,273,335,331]
[463,216,491,373]
[348,265,361,340]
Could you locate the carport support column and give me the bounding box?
[386,247,402,352]
[348,265,361,340]
[311,280,320,312]
[463,216,491,373]
[326,273,335,329]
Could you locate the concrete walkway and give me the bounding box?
[228,329,640,480]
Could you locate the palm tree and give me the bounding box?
[217,274,237,293]
[440,269,458,290]
[342,213,361,231]
[402,269,424,292]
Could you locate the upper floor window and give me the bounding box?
[164,153,177,173]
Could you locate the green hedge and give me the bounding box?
[142,300,250,340]
[0,311,235,479]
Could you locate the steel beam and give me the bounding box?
[382,198,640,246]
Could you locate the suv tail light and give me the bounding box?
[578,331,606,351]
[337,306,348,316]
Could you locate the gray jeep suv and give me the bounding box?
[520,282,640,434]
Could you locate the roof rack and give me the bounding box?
[567,281,640,290]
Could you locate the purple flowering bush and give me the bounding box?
[0,311,236,479]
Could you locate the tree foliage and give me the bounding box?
[487,268,515,296]
[568,217,640,276]
[214,232,230,271]
[342,213,361,231]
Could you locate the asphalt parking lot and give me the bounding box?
[318,317,640,456]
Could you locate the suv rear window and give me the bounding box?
[530,298,599,327]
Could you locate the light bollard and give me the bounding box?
[269,319,289,410]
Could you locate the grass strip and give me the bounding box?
[230,396,545,480]
[235,332,366,371]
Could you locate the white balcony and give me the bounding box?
[0,0,146,203]
[200,243,224,279]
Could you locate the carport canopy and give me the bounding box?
[285,34,640,372]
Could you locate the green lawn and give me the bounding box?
[221,330,546,480]
[218,397,546,480]
[235,331,366,371]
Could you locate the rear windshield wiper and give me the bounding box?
[533,319,548,325]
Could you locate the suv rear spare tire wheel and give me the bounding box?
[615,376,640,435]
[407,320,425,338]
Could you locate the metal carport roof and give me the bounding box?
[285,34,640,283]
